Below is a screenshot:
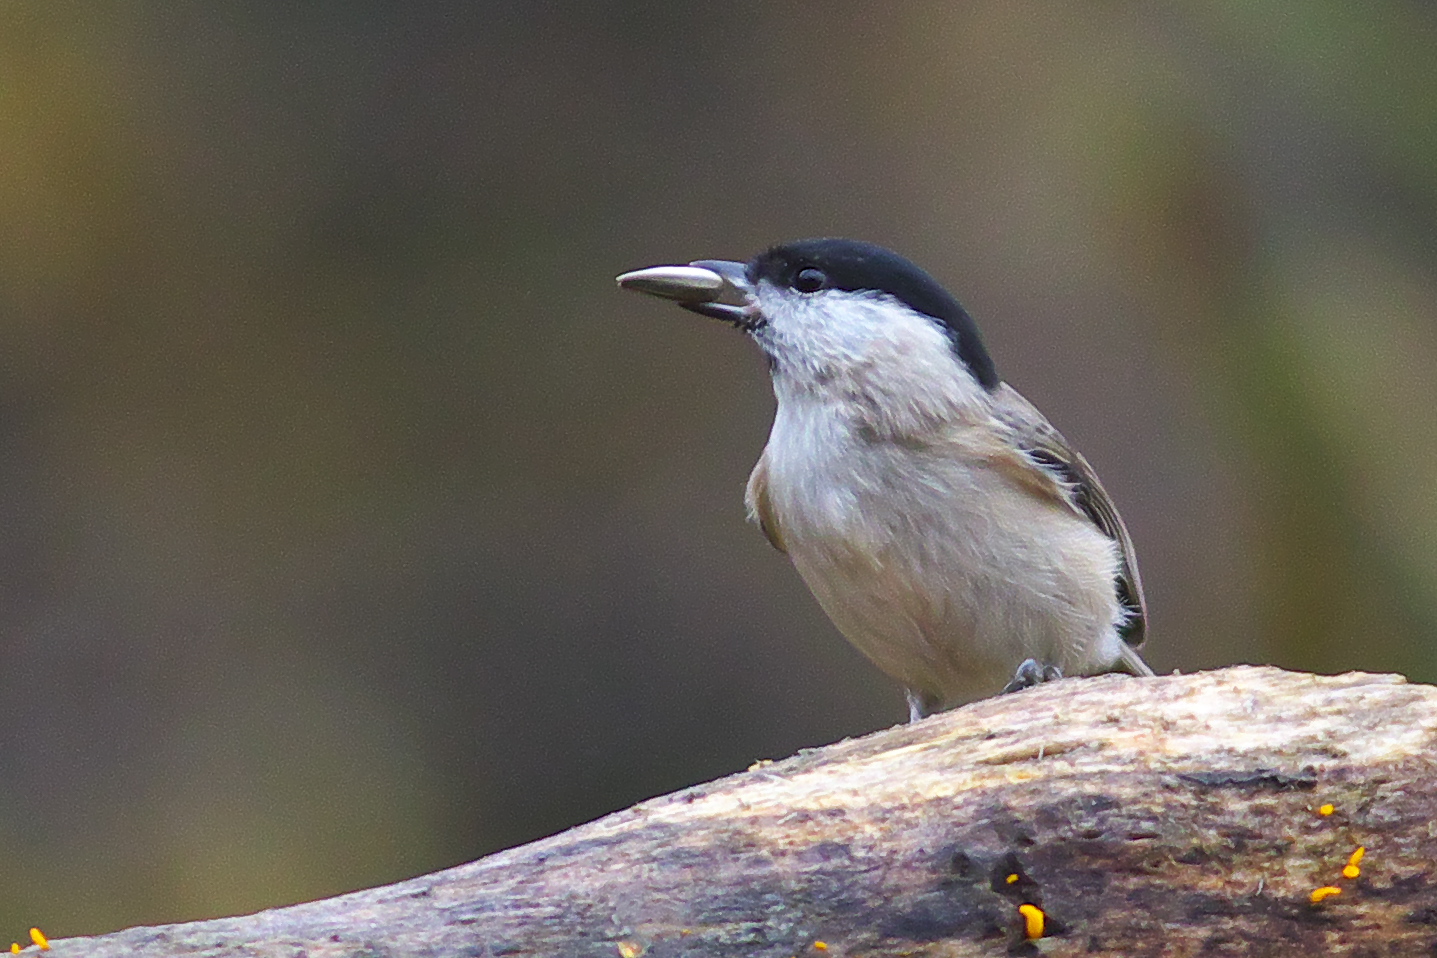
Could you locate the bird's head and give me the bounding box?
[618,238,998,403]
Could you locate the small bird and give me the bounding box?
[618,239,1152,720]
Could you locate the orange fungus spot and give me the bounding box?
[1018,903,1045,939]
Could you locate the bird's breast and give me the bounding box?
[762,398,967,553]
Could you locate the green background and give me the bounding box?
[1,0,1435,938]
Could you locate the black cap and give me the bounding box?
[748,238,999,389]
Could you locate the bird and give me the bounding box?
[617,238,1153,720]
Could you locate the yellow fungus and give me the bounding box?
[27,930,47,952]
[813,943,829,952]
[1318,803,1335,816]
[616,942,641,958]
[1018,903,1045,939]
[9,944,17,955]
[1339,845,1366,880]
[1006,873,1020,884]
[1310,886,1342,903]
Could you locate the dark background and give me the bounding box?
[3,0,1437,937]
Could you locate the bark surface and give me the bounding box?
[37,667,1437,957]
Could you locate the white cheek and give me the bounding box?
[755,289,876,374]
[756,287,989,422]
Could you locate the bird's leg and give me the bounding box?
[1002,659,1063,694]
[905,688,941,722]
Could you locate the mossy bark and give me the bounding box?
[49,667,1437,957]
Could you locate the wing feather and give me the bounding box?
[987,384,1148,649]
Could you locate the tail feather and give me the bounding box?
[1116,644,1155,677]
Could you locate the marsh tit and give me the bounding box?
[618,238,1153,720]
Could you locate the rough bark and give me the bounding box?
[38,667,1437,957]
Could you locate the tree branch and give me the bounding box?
[43,667,1437,957]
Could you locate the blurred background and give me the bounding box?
[1,0,1435,938]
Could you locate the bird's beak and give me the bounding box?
[616,259,757,328]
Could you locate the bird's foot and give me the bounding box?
[1002,659,1063,694]
[905,688,941,723]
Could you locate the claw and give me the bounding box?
[1002,659,1063,694]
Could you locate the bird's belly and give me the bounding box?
[772,450,1124,703]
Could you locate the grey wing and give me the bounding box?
[989,384,1148,649]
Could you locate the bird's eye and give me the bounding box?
[793,267,827,293]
